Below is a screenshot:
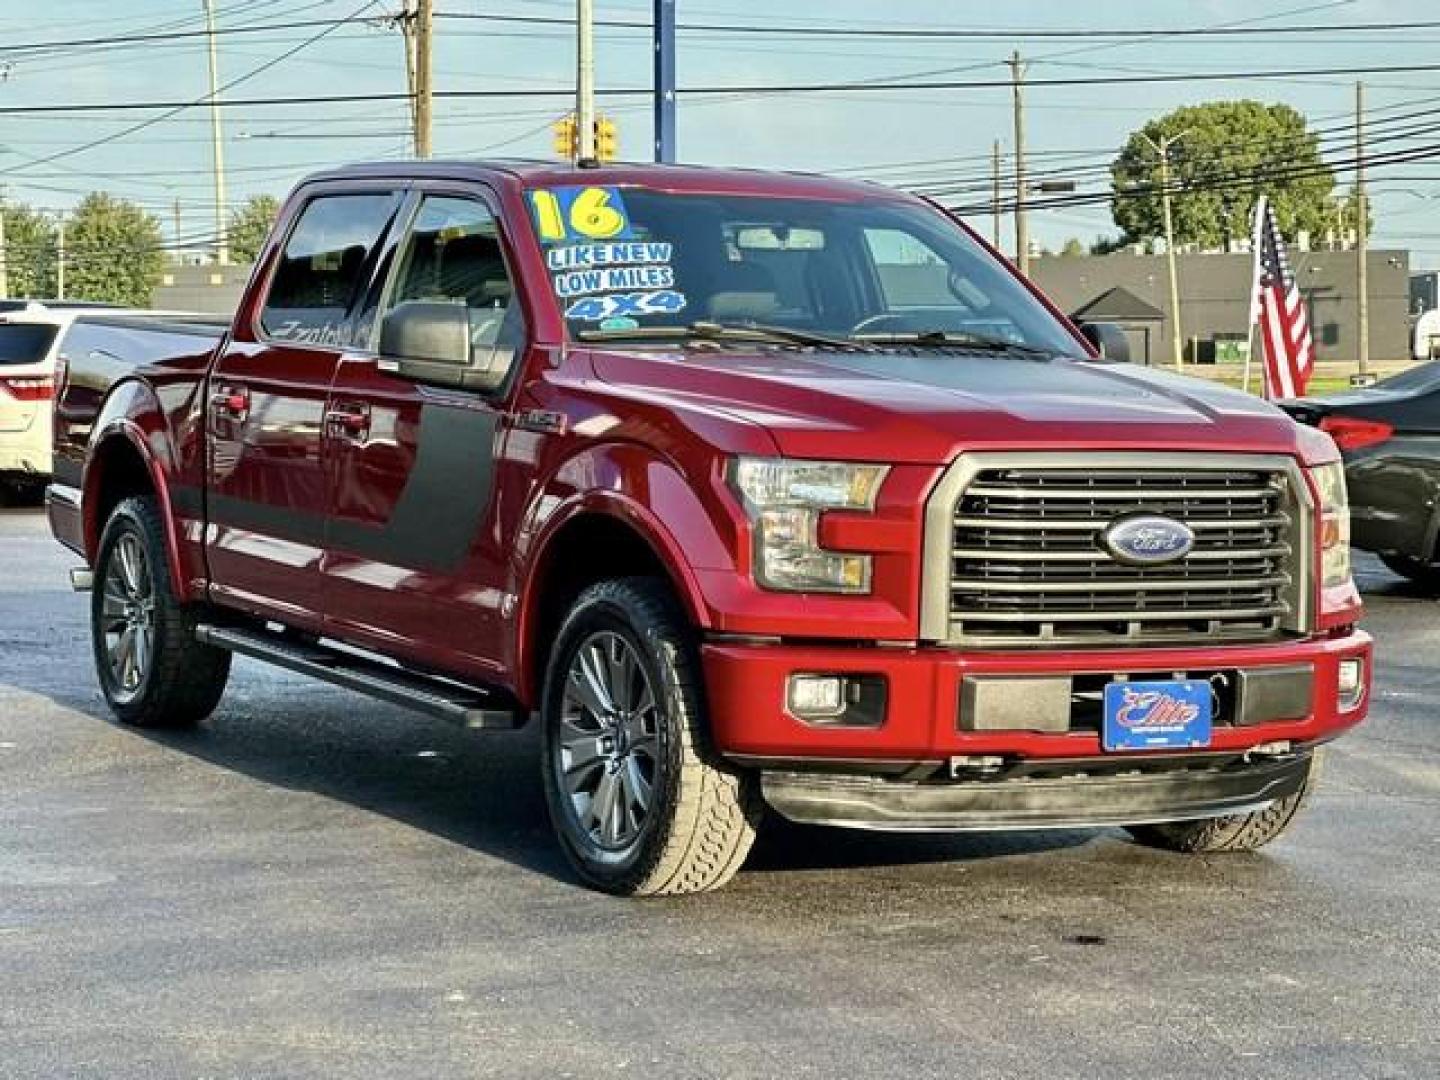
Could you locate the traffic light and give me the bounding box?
[552,114,578,160]
[594,115,618,162]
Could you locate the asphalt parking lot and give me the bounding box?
[1,502,1437,1080]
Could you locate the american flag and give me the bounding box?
[1248,196,1315,398]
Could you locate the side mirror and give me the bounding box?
[379,300,507,392]
[1077,321,1131,363]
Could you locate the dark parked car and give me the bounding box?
[1284,363,1440,590]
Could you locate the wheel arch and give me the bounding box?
[517,498,710,708]
[82,419,190,603]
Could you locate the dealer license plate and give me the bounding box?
[1102,679,1212,752]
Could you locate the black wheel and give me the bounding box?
[1126,754,1319,853]
[1379,552,1440,593]
[540,577,760,896]
[92,495,231,728]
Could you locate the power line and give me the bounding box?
[14,58,1440,119]
[0,1,382,177]
[433,10,1440,40]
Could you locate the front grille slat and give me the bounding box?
[946,462,1300,647]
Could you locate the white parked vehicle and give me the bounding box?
[0,302,208,501]
[0,301,119,500]
[1413,308,1440,361]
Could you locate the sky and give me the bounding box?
[3,0,1440,270]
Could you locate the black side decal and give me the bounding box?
[328,404,498,573]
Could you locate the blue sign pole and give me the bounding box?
[654,0,677,163]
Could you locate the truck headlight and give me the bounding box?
[730,457,889,593]
[1309,462,1351,588]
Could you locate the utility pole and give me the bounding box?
[653,0,677,163]
[1142,131,1186,370]
[397,2,418,141]
[1356,80,1370,379]
[202,0,229,265]
[56,214,65,300]
[1007,52,1028,273]
[991,140,1002,249]
[0,189,8,298]
[174,198,183,249]
[414,0,434,157]
[577,0,597,161]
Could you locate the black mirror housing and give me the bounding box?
[378,300,510,392]
[1077,321,1131,363]
[381,300,471,366]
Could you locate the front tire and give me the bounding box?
[1126,754,1319,853]
[540,578,760,896]
[92,495,231,728]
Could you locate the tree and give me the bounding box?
[64,193,165,306]
[1111,101,1336,250]
[227,194,281,264]
[1,203,58,298]
[1059,237,1086,257]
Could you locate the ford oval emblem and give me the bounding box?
[1101,515,1195,566]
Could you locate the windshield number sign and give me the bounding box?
[531,186,635,243]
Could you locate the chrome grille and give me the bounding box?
[923,455,1311,647]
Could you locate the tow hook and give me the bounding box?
[1245,740,1294,762]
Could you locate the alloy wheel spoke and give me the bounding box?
[562,734,608,785]
[118,537,141,596]
[572,643,615,718]
[607,637,635,714]
[623,755,652,815]
[591,768,621,842]
[132,625,150,682]
[113,627,136,686]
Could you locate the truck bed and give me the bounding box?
[52,313,228,492]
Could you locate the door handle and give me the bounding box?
[325,402,371,439]
[210,384,250,422]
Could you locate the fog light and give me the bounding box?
[787,674,845,719]
[785,673,887,728]
[1337,658,1366,711]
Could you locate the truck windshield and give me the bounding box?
[0,324,59,366]
[526,185,1083,356]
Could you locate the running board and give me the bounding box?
[195,624,526,730]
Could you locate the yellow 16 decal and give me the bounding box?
[530,186,635,243]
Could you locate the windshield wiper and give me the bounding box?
[578,320,872,351]
[852,330,1061,358]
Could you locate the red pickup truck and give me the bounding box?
[49,161,1371,895]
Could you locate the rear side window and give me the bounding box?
[0,324,59,366]
[260,193,399,346]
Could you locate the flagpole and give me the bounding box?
[1243,196,1267,397]
[1242,324,1257,396]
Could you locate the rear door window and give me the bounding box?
[0,324,59,366]
[260,193,401,347]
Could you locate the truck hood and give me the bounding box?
[590,348,1309,464]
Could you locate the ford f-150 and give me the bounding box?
[49,161,1371,894]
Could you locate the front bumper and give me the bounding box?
[702,629,1372,764]
[761,750,1312,831]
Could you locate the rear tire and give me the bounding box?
[91,495,231,728]
[1379,552,1440,593]
[540,577,760,896]
[1126,754,1319,853]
